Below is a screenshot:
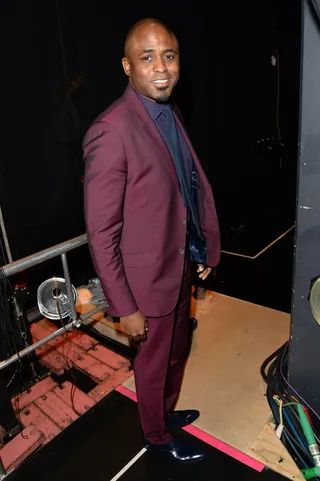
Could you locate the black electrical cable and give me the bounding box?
[310,0,320,23]
[267,389,311,459]
[261,343,320,480]
[264,348,315,448]
[0,237,7,266]
[0,268,26,428]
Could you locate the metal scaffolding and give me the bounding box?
[0,233,103,373]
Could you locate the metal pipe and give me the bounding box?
[81,305,105,322]
[61,253,78,321]
[0,323,75,371]
[0,205,13,264]
[0,305,105,372]
[0,232,106,373]
[1,234,88,277]
[0,456,6,479]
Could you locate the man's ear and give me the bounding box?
[122,57,131,77]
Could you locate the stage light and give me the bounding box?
[309,277,320,326]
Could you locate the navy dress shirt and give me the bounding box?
[138,94,193,189]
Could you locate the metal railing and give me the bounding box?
[0,456,6,480]
[1,234,88,277]
[0,233,104,373]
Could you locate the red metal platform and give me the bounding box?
[0,320,132,473]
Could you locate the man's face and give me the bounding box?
[122,23,180,103]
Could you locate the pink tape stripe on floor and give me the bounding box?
[115,385,264,473]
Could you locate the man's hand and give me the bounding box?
[197,264,212,280]
[120,310,148,343]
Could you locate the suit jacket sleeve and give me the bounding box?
[83,121,138,317]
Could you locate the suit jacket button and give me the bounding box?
[182,219,186,224]
[179,248,185,255]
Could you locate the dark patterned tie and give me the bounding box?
[161,105,207,263]
[161,105,190,209]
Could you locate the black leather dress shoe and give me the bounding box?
[167,410,200,429]
[145,437,206,463]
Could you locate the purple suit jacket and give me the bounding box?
[83,84,220,318]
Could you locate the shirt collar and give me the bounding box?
[137,92,171,120]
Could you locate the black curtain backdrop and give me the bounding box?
[0,0,301,291]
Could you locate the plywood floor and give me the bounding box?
[122,290,303,480]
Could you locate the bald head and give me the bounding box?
[122,18,180,103]
[124,18,176,58]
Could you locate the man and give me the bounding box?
[83,18,220,463]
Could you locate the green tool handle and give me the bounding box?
[301,466,320,480]
[297,404,317,446]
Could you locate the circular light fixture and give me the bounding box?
[37,277,78,320]
[309,277,320,325]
